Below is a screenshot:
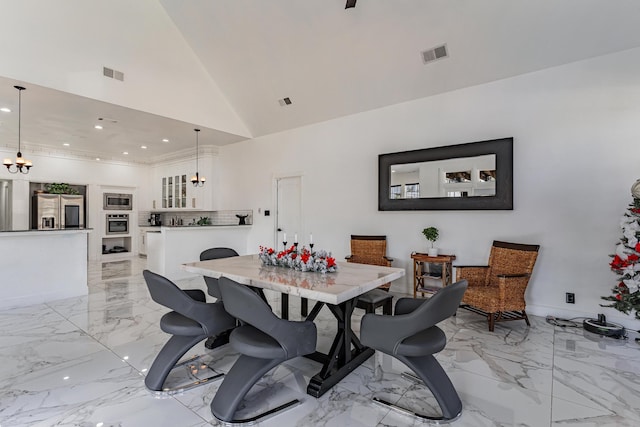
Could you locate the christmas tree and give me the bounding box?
[601,180,640,319]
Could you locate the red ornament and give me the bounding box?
[616,294,623,301]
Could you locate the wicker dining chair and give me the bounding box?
[345,235,394,314]
[456,240,540,332]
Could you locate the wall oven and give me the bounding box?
[103,193,133,210]
[106,214,129,235]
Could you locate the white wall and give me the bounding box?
[218,47,640,330]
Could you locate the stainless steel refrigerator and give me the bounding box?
[32,194,84,229]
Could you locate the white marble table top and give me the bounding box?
[182,254,405,305]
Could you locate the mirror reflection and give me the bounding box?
[390,154,496,199]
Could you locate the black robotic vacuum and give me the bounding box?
[583,314,626,339]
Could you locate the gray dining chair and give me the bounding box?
[210,276,317,424]
[142,270,236,393]
[360,279,468,422]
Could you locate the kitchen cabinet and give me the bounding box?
[162,175,187,209]
[139,229,147,256]
[151,155,216,211]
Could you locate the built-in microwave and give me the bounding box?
[106,214,129,235]
[103,193,133,210]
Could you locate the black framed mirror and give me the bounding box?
[378,137,513,210]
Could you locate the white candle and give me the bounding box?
[310,233,313,244]
[283,232,287,242]
[294,233,298,243]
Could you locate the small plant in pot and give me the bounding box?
[422,227,440,257]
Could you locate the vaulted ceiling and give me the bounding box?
[160,0,640,137]
[1,0,640,163]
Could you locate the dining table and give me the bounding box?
[182,254,405,398]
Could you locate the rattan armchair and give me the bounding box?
[346,235,394,314]
[456,240,540,332]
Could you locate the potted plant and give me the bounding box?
[422,227,440,257]
[44,182,80,195]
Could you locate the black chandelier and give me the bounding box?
[3,86,33,174]
[190,128,205,187]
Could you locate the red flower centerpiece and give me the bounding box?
[259,245,337,273]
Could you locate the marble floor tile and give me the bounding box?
[2,256,640,426]
[379,368,553,427]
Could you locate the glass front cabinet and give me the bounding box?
[162,175,187,208]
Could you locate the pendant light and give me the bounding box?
[190,128,205,186]
[3,86,33,174]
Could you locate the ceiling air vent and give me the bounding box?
[421,44,448,64]
[278,97,293,107]
[103,66,125,81]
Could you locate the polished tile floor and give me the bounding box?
[1,258,640,426]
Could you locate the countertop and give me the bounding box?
[0,228,93,236]
[140,224,252,229]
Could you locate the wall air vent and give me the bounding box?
[103,66,125,81]
[278,97,293,107]
[421,44,448,64]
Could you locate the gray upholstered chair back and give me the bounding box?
[200,247,239,260]
[143,269,227,336]
[218,276,316,358]
[199,247,239,298]
[361,280,468,356]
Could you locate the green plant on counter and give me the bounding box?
[45,183,79,195]
[197,217,211,226]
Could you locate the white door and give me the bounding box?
[276,176,302,250]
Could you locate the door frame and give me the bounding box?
[273,172,304,249]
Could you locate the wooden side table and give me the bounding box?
[411,253,456,298]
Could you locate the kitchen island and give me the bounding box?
[0,229,91,309]
[146,225,250,280]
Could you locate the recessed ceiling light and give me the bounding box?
[63,143,70,146]
[162,138,169,143]
[94,125,103,130]
[140,145,147,149]
[0,107,10,113]
[96,158,100,161]
[122,151,128,155]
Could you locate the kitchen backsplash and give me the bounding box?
[138,210,253,227]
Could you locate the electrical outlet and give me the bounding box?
[566,292,575,304]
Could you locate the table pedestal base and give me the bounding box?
[302,299,374,398]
